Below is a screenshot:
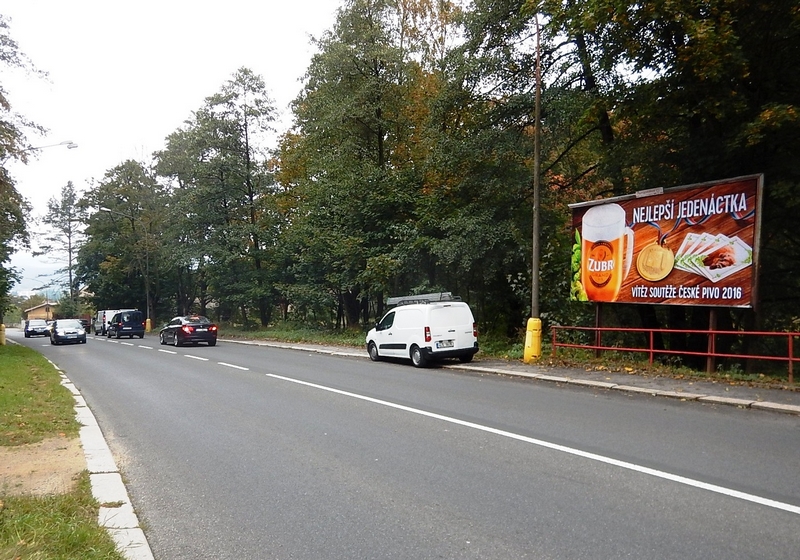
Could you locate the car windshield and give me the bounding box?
[28,320,47,326]
[57,320,84,329]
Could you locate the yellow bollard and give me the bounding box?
[0,323,6,345]
[145,318,152,333]
[523,317,542,364]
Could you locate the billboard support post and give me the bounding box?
[594,303,602,358]
[707,308,717,374]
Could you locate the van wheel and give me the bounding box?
[368,342,381,362]
[458,354,474,363]
[410,345,428,368]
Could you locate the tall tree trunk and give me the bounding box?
[574,32,625,195]
[342,289,361,328]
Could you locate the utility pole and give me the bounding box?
[524,13,543,364]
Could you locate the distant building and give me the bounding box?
[24,302,59,321]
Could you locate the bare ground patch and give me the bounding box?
[0,436,85,496]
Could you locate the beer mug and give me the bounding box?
[581,203,633,302]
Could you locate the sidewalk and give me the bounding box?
[224,338,800,416]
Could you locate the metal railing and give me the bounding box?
[550,326,799,383]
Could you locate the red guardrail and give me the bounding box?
[550,326,798,383]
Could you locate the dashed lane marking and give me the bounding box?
[218,362,249,371]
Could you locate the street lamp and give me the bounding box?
[99,206,153,333]
[29,140,79,151]
[1,140,78,165]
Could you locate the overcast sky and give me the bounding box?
[4,0,341,295]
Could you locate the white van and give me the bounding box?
[94,309,135,335]
[366,293,478,367]
[94,310,118,335]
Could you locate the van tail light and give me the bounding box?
[424,326,431,342]
[473,322,478,338]
[182,325,194,334]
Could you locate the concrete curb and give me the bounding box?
[52,361,155,560]
[222,338,800,416]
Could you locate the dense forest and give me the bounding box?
[3,1,799,345]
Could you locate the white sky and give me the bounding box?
[4,0,341,295]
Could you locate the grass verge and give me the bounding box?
[0,344,79,446]
[0,343,125,560]
[0,472,124,560]
[224,323,366,347]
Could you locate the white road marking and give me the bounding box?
[218,362,249,371]
[139,345,153,350]
[266,373,800,516]
[158,349,177,355]
[121,342,134,346]
[185,355,208,361]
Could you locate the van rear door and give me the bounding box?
[428,304,476,353]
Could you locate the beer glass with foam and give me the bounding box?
[581,203,633,302]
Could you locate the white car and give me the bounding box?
[366,294,478,367]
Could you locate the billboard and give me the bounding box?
[569,175,763,308]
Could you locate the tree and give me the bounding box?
[35,181,84,301]
[279,0,462,327]
[155,68,279,325]
[78,160,167,325]
[533,0,800,332]
[0,14,42,324]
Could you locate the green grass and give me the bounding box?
[0,343,125,560]
[0,344,80,446]
[0,472,125,560]
[224,322,367,347]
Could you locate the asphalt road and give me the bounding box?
[11,330,800,559]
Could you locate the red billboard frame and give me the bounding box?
[569,175,763,308]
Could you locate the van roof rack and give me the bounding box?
[386,292,462,306]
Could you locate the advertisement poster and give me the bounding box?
[569,175,763,308]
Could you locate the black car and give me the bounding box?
[107,310,145,339]
[24,319,50,337]
[50,319,88,345]
[159,315,218,347]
